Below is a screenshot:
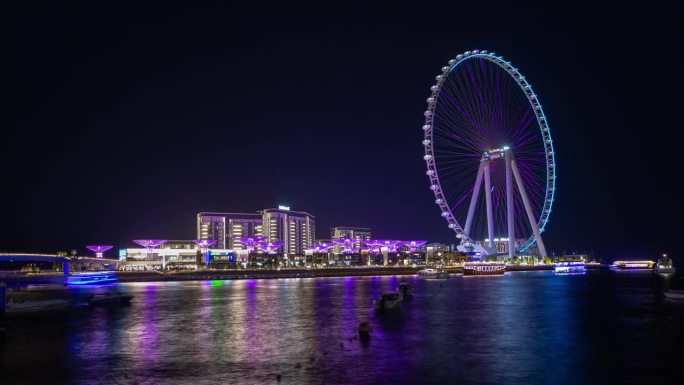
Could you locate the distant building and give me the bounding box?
[162,240,197,250]
[484,237,527,254]
[197,212,263,249]
[330,227,371,254]
[261,207,315,255]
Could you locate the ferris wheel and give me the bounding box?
[422,50,555,257]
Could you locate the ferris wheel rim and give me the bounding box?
[422,50,556,252]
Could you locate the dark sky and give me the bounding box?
[2,2,681,258]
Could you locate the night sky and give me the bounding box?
[3,2,681,259]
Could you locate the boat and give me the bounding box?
[373,292,402,311]
[554,261,586,275]
[663,290,684,300]
[611,260,655,270]
[5,299,70,314]
[417,268,449,280]
[397,282,413,297]
[462,261,506,276]
[86,292,133,306]
[655,256,676,274]
[67,271,117,285]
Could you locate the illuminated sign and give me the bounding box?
[278,205,290,211]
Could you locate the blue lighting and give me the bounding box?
[67,272,117,285]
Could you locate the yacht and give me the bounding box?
[462,261,506,276]
[417,268,449,280]
[554,261,586,275]
[373,292,402,311]
[611,260,655,270]
[655,256,676,274]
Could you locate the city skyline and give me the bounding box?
[2,3,679,259]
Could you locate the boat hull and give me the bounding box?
[664,291,684,300]
[463,268,505,276]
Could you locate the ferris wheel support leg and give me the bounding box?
[464,160,485,237]
[511,158,548,258]
[483,160,495,248]
[506,154,515,259]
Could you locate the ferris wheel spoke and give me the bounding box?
[424,51,555,255]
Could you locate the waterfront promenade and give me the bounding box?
[0,264,604,286]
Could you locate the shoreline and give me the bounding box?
[1,264,610,286]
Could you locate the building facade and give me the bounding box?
[330,226,371,254]
[261,208,315,255]
[197,207,314,255]
[197,212,263,249]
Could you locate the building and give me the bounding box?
[197,206,314,255]
[330,227,371,254]
[197,212,263,249]
[261,207,315,255]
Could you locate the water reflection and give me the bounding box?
[1,272,682,384]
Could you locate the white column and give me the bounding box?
[511,157,548,258]
[506,154,515,258]
[483,160,495,248]
[464,160,486,237]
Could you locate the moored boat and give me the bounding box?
[5,299,70,314]
[417,268,449,280]
[663,290,684,300]
[86,292,133,306]
[462,262,506,276]
[611,260,655,270]
[397,282,412,297]
[554,261,586,275]
[373,292,402,311]
[655,256,676,274]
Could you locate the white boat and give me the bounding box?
[417,268,449,279]
[664,290,684,300]
[655,257,676,274]
[5,299,70,314]
[554,262,586,275]
[373,292,402,311]
[462,262,506,276]
[86,292,133,306]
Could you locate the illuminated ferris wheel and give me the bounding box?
[422,50,555,257]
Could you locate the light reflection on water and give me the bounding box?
[1,272,682,384]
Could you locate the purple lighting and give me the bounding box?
[194,239,216,252]
[405,240,428,252]
[237,237,267,252]
[133,239,167,249]
[333,238,359,254]
[308,242,334,253]
[363,239,403,253]
[86,245,113,259]
[257,241,283,254]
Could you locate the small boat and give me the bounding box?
[664,290,684,300]
[554,261,586,275]
[373,292,402,311]
[462,262,506,276]
[5,299,70,314]
[417,268,449,280]
[655,256,676,274]
[86,292,133,306]
[397,282,413,297]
